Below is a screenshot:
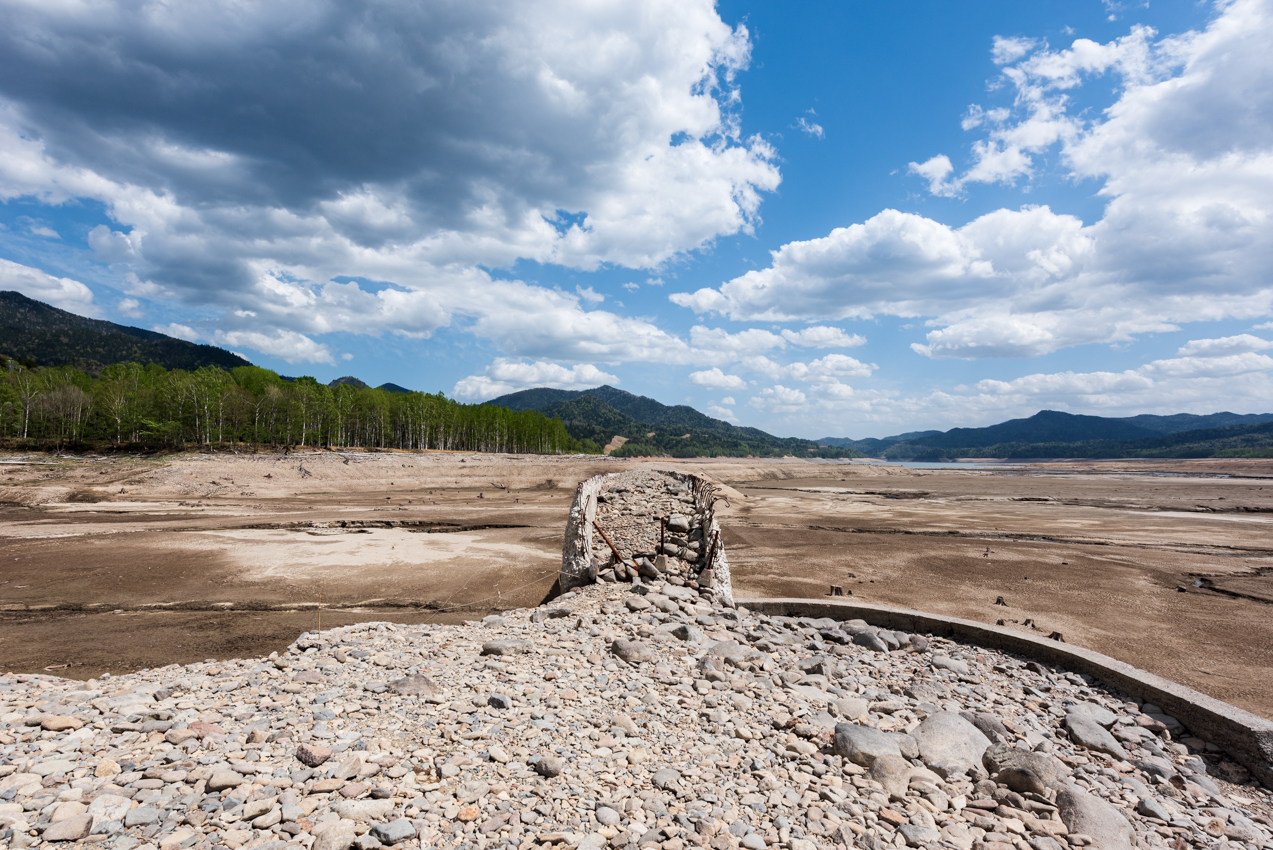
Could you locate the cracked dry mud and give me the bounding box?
[3,580,1272,850]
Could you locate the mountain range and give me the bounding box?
[821,409,1273,459]
[5,291,1270,458]
[489,385,852,458]
[0,290,248,374]
[326,375,411,394]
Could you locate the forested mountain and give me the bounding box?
[0,290,249,374]
[0,359,581,453]
[490,384,857,458]
[887,420,1273,460]
[822,410,1273,459]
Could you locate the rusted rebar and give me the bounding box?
[703,529,719,573]
[592,519,628,565]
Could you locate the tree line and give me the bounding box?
[0,359,589,454]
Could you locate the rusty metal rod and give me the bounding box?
[703,529,719,572]
[592,519,629,565]
[660,516,666,552]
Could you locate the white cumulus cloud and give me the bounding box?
[673,1,1273,360]
[154,323,200,343]
[1176,334,1273,357]
[212,329,335,365]
[748,384,807,409]
[453,359,618,400]
[688,367,748,390]
[0,258,97,315]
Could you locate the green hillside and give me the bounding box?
[884,420,1273,460]
[490,384,859,458]
[0,290,249,374]
[824,410,1273,458]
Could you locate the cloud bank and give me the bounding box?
[0,0,779,364]
[673,0,1273,361]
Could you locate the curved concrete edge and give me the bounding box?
[739,596,1273,788]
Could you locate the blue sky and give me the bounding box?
[1,0,1270,438]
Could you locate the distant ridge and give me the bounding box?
[0,290,249,374]
[489,385,854,458]
[822,409,1273,459]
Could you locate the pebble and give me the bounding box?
[611,638,657,665]
[0,575,1270,850]
[296,742,333,767]
[535,755,565,778]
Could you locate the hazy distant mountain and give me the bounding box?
[819,430,941,454]
[823,409,1273,457]
[329,375,369,389]
[0,290,249,374]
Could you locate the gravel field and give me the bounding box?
[2,578,1271,850]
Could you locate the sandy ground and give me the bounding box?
[1,450,1270,718]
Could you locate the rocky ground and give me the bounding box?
[2,577,1271,850]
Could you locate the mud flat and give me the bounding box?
[0,452,1270,719]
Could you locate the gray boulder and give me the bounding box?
[371,819,417,845]
[1147,713,1185,736]
[652,768,681,789]
[930,655,970,675]
[910,711,991,778]
[42,815,93,842]
[1065,701,1118,728]
[707,640,750,664]
[611,639,657,664]
[983,743,1072,794]
[961,711,1011,743]
[1027,839,1066,850]
[534,756,564,777]
[480,640,532,656]
[314,827,357,850]
[868,753,914,797]
[852,631,889,652]
[897,824,941,847]
[833,723,901,766]
[671,624,705,643]
[1056,787,1134,850]
[1135,795,1172,821]
[1065,712,1128,759]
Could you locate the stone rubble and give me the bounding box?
[587,473,715,590]
[2,577,1272,850]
